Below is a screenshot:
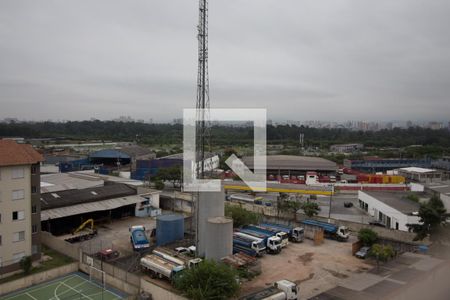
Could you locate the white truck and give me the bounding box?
[240,280,299,300]
[153,248,202,269]
[140,254,184,281]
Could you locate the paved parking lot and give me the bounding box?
[313,252,450,300]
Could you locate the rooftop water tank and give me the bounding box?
[156,214,184,246]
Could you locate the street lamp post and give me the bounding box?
[328,184,334,220]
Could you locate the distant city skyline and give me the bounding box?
[1,1,450,121]
[2,116,448,132]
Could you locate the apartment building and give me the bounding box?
[0,140,42,274]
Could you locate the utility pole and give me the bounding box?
[328,184,334,220]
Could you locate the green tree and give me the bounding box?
[225,204,261,228]
[155,166,182,187]
[20,256,32,274]
[300,201,321,218]
[370,244,395,271]
[154,180,164,190]
[410,195,447,240]
[174,259,239,300]
[358,228,378,246]
[279,200,302,220]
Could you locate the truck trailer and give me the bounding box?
[233,243,258,257]
[140,254,184,281]
[233,235,266,257]
[236,229,282,254]
[153,248,202,269]
[301,219,349,242]
[259,223,304,243]
[240,280,299,300]
[244,225,289,248]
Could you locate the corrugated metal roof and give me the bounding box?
[242,155,337,171]
[159,152,216,160]
[89,149,131,159]
[41,195,145,221]
[118,145,154,158]
[41,183,136,209]
[40,173,104,193]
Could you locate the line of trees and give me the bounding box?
[1,121,449,151]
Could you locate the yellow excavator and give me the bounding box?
[66,219,97,243]
[73,218,96,235]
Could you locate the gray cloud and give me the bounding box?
[0,0,449,122]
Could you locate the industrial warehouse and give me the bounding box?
[1,0,450,300]
[241,155,338,179]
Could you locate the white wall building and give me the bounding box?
[397,167,443,183]
[358,191,421,231]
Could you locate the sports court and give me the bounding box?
[0,273,126,300]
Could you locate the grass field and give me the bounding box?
[0,273,125,300]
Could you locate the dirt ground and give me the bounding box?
[240,235,371,300]
[57,216,157,254]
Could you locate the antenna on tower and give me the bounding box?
[193,0,210,255]
[196,0,210,179]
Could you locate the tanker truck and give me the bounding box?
[259,223,304,243]
[140,254,184,281]
[244,225,289,248]
[152,248,202,269]
[301,219,349,242]
[236,229,282,254]
[233,234,266,257]
[240,280,299,300]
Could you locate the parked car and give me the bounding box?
[355,246,371,259]
[95,248,120,261]
[344,202,353,208]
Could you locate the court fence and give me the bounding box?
[0,262,78,296]
[80,252,140,296]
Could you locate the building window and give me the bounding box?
[31,186,37,194]
[12,252,25,263]
[32,224,38,234]
[13,231,25,242]
[12,167,24,179]
[32,205,37,214]
[31,165,37,175]
[12,211,25,221]
[12,189,25,200]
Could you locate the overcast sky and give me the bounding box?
[1,0,449,122]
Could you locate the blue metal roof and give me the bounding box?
[89,149,130,159]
